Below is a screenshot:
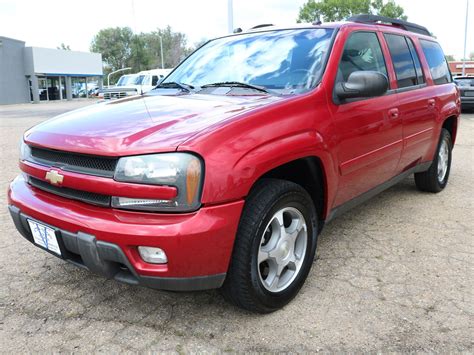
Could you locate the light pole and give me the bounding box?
[158,35,164,69]
[228,0,234,33]
[462,0,470,76]
[107,67,132,87]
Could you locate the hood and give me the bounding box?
[25,93,283,156]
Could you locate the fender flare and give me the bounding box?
[232,129,338,219]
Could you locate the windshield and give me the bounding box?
[134,75,147,85]
[116,75,138,86]
[163,28,334,95]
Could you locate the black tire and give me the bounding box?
[221,179,318,313]
[415,128,452,193]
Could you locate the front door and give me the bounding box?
[329,31,403,207]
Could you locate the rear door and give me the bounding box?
[329,30,403,207]
[383,33,436,171]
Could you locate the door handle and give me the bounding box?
[428,99,436,108]
[388,108,399,119]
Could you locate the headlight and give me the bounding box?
[20,140,31,161]
[112,153,203,212]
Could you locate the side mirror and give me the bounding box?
[335,71,388,100]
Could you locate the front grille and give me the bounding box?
[103,91,129,99]
[29,177,111,207]
[30,147,118,177]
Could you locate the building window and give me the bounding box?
[71,77,87,98]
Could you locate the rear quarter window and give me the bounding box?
[420,40,452,85]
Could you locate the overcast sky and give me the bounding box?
[0,0,472,59]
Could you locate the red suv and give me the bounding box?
[8,15,460,312]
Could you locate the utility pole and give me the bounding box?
[462,0,469,76]
[228,0,234,33]
[159,35,164,69]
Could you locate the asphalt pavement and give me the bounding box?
[0,101,472,352]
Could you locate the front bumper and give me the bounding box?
[8,175,244,291]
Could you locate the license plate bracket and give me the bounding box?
[27,219,62,256]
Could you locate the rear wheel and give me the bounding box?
[221,179,318,313]
[415,128,452,192]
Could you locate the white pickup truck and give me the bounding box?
[101,69,172,100]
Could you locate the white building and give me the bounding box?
[0,36,103,104]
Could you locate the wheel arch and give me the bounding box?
[250,156,328,232]
[442,115,459,145]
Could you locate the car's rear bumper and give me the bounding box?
[7,175,244,291]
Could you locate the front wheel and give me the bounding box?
[415,128,452,192]
[221,179,318,313]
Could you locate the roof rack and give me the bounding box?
[347,14,431,36]
[250,24,274,30]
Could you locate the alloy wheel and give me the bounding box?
[437,138,449,182]
[257,207,308,293]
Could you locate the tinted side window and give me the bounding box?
[151,76,159,86]
[420,40,452,85]
[406,38,425,84]
[384,34,417,88]
[337,32,387,83]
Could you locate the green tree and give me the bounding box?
[297,0,407,23]
[90,27,134,71]
[129,34,152,72]
[90,26,193,83]
[372,0,407,19]
[445,54,456,62]
[141,26,191,68]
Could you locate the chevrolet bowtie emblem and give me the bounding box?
[45,169,64,185]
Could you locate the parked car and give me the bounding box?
[9,15,460,313]
[454,76,474,111]
[97,74,137,99]
[88,87,100,97]
[101,69,172,100]
[135,69,172,90]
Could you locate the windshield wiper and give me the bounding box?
[200,81,271,94]
[155,81,194,92]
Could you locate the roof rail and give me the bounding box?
[250,24,274,30]
[347,14,431,36]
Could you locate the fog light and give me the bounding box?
[138,246,168,264]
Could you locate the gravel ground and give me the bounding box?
[0,101,473,352]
